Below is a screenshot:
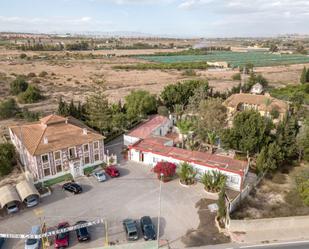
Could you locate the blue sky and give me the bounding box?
[0,0,309,37]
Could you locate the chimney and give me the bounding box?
[83,128,88,135]
[43,137,48,144]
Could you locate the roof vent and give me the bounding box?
[83,128,88,135]
[43,137,48,144]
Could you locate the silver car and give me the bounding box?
[6,202,19,214]
[94,171,107,182]
[25,225,40,249]
[25,196,39,208]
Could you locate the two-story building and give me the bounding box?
[223,93,289,125]
[9,114,105,181]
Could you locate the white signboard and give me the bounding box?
[0,219,105,239]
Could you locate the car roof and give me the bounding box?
[141,216,152,224]
[123,220,137,232]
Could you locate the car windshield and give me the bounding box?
[27,196,37,203]
[145,224,154,230]
[129,231,137,237]
[7,203,17,209]
[57,232,67,240]
[78,227,88,236]
[97,172,104,177]
[26,239,38,245]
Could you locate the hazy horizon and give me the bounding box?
[1,0,309,38]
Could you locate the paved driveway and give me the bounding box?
[0,161,205,249]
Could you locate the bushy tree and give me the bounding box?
[297,120,309,162]
[217,187,226,221]
[220,111,273,154]
[125,90,157,120]
[161,79,209,109]
[0,98,19,120]
[18,85,42,103]
[256,142,284,174]
[0,143,15,176]
[232,73,241,81]
[10,76,28,95]
[157,106,169,117]
[296,171,309,206]
[177,162,197,185]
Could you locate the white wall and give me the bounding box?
[123,135,140,146]
[129,148,243,191]
[151,120,172,137]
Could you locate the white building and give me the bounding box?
[124,115,172,146]
[128,136,249,191]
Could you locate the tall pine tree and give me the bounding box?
[300,66,307,84]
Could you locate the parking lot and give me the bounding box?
[0,159,206,249]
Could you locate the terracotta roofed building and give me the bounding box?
[9,114,105,181]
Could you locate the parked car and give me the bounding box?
[140,216,156,241]
[94,170,107,182]
[6,202,19,214]
[75,221,90,242]
[62,182,82,194]
[25,195,39,208]
[0,238,5,249]
[123,219,139,241]
[54,222,70,248]
[25,225,40,249]
[105,166,120,177]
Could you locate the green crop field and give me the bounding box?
[136,51,309,67]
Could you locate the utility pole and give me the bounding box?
[157,173,163,249]
[104,220,108,246]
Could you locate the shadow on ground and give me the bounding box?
[181,198,230,247]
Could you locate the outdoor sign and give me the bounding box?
[0,218,105,239]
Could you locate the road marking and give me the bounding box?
[240,240,309,248]
[33,208,44,217]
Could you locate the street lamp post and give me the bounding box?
[157,173,164,249]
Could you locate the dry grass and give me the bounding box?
[231,163,309,219]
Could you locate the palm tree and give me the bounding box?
[177,162,197,185]
[207,131,218,154]
[201,171,226,193]
[173,104,184,121]
[176,120,192,148]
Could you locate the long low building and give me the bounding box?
[128,136,249,191]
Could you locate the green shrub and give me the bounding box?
[18,108,40,121]
[27,72,36,78]
[182,69,197,76]
[18,85,42,103]
[10,76,28,95]
[20,53,27,59]
[0,98,19,120]
[296,171,309,206]
[39,71,48,77]
[232,73,241,81]
[0,143,15,176]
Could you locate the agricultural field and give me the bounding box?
[136,51,309,67]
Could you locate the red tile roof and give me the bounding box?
[130,137,248,175]
[127,115,170,139]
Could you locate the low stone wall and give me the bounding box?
[228,215,309,243]
[230,215,309,231]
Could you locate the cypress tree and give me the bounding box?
[300,66,307,84]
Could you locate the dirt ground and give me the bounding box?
[0,48,308,115]
[231,163,309,219]
[181,198,230,247]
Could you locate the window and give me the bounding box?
[229,176,239,184]
[93,141,99,150]
[41,154,51,177]
[54,151,62,174]
[83,144,89,153]
[68,147,76,159]
[84,155,90,165]
[94,152,100,162]
[41,154,49,164]
[54,151,61,161]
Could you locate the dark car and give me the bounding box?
[54,222,70,248]
[75,221,90,242]
[140,216,156,241]
[62,182,82,194]
[0,238,5,249]
[123,219,139,241]
[105,166,120,178]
